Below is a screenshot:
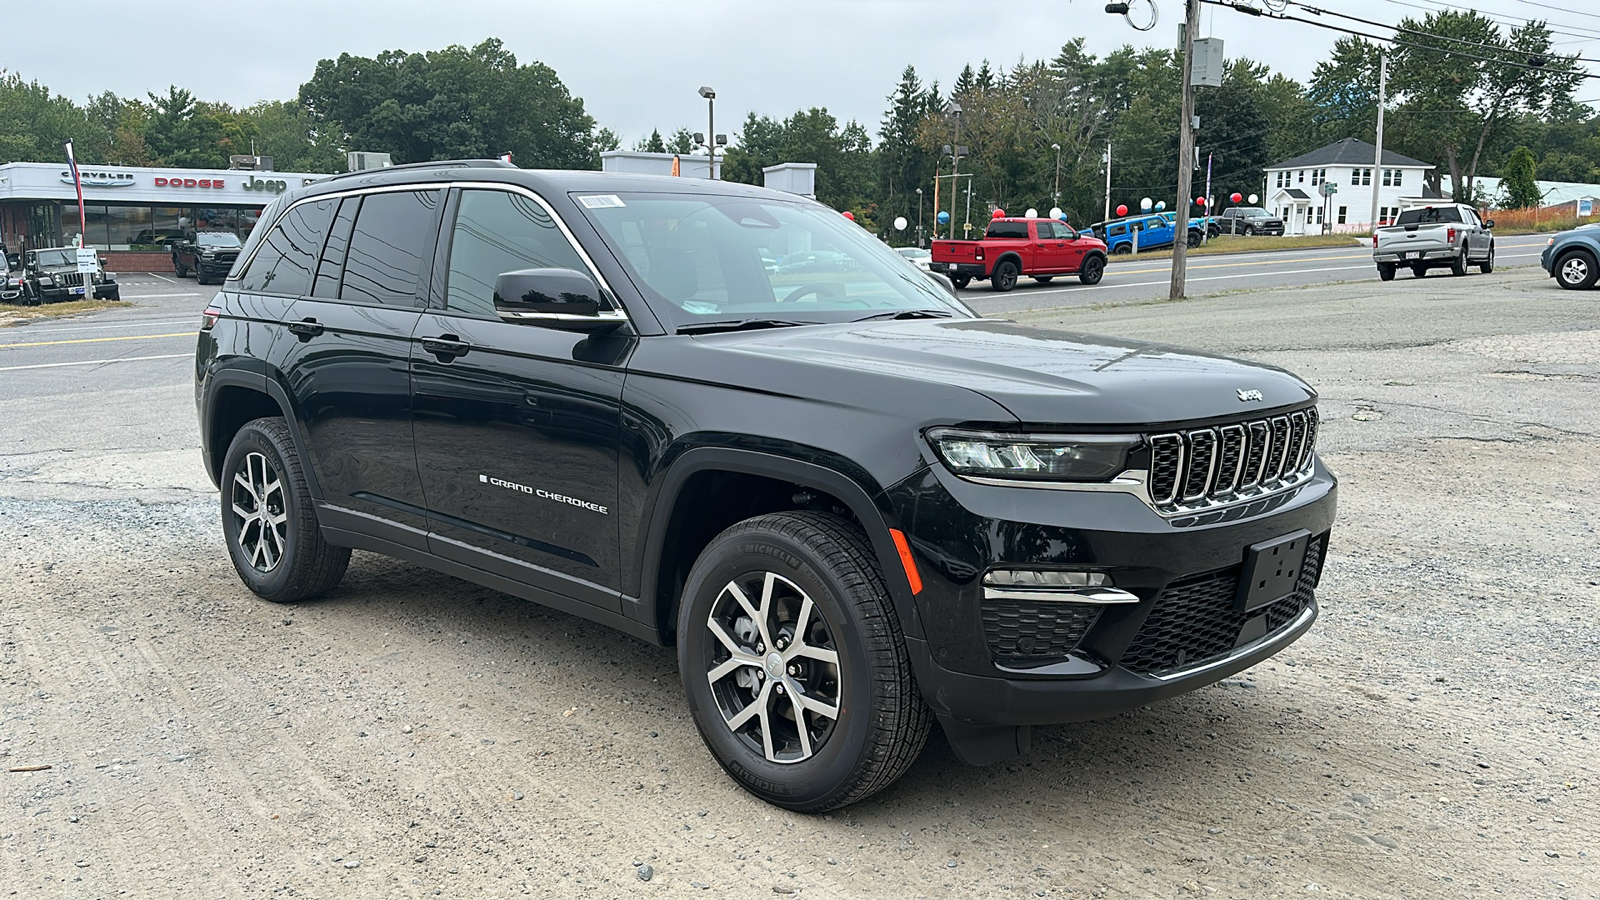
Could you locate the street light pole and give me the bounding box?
[698,86,716,179]
[1170,0,1200,301]
[1369,50,1387,230]
[916,187,924,247]
[1051,142,1062,208]
[947,102,962,241]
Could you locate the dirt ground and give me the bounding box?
[2,269,1596,898]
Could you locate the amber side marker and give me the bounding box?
[888,528,924,595]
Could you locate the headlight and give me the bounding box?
[927,428,1140,482]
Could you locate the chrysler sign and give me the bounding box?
[60,171,136,187]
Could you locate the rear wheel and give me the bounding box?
[677,512,932,812]
[1377,263,1396,282]
[991,259,1019,292]
[220,417,350,603]
[1556,250,1598,290]
[1078,255,1105,285]
[1110,244,1132,255]
[1450,251,1468,277]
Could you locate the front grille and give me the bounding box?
[1120,537,1323,677]
[982,599,1102,661]
[58,272,85,288]
[1148,407,1318,513]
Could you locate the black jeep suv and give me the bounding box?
[196,161,1336,811]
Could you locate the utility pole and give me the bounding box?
[1103,141,1112,223]
[1369,50,1387,231]
[948,103,963,241]
[1170,0,1200,301]
[698,87,717,180]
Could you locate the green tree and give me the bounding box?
[1499,145,1540,207]
[666,127,695,155]
[298,39,603,169]
[239,100,343,172]
[720,113,783,184]
[635,128,667,153]
[876,66,936,241]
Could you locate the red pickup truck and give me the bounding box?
[930,218,1108,291]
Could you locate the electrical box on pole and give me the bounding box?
[1191,38,1225,87]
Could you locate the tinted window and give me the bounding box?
[237,198,337,296]
[313,196,359,299]
[340,190,442,307]
[986,221,1028,239]
[445,189,588,318]
[1395,207,1462,226]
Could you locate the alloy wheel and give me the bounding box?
[231,451,287,572]
[703,570,841,764]
[1561,256,1589,286]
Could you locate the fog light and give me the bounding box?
[982,569,1138,604]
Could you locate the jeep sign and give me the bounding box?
[243,176,288,194]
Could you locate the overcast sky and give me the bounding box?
[9,0,1599,147]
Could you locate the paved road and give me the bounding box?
[956,233,1554,315]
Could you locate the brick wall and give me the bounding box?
[103,251,174,274]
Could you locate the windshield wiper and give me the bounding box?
[676,318,820,335]
[851,309,956,322]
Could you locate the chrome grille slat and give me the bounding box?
[1147,408,1320,514]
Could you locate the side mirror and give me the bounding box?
[1484,219,1495,229]
[494,267,626,333]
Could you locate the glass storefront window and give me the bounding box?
[193,207,237,235]
[106,205,154,250]
[239,207,263,241]
[151,207,187,247]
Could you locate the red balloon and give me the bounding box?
[1230,192,1243,203]
[1195,196,1207,206]
[991,209,1006,219]
[841,211,855,221]
[1116,204,1128,216]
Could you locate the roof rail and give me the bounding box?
[318,158,515,184]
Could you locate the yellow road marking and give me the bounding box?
[0,331,194,349]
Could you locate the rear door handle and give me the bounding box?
[421,336,471,360]
[287,319,323,339]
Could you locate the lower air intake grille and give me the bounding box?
[1120,537,1323,677]
[982,599,1102,660]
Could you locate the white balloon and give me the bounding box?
[1140,197,1153,211]
[1049,207,1064,220]
[1024,208,1038,218]
[893,216,908,231]
[1248,193,1259,204]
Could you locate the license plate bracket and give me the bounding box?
[1236,529,1311,612]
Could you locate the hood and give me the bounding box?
[692,318,1315,427]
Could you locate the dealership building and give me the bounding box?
[0,161,330,271]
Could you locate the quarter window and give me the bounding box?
[236,197,337,296]
[340,190,442,307]
[444,189,591,319]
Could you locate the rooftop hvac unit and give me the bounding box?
[347,152,394,172]
[228,155,274,171]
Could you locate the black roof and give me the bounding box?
[1282,188,1312,200]
[1268,138,1431,171]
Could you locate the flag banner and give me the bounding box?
[64,141,87,247]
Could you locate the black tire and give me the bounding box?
[677,511,932,812]
[1186,230,1202,248]
[1555,250,1598,290]
[949,273,971,290]
[1243,225,1255,237]
[220,417,350,603]
[1032,276,1054,284]
[1450,251,1468,277]
[1078,254,1105,285]
[1412,264,1427,278]
[1110,244,1132,255]
[1378,263,1395,282]
[1479,244,1494,274]
[991,259,1019,292]
[196,269,210,286]
[176,264,188,278]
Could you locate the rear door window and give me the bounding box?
[312,196,359,299]
[236,197,337,296]
[340,189,443,307]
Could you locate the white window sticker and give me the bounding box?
[579,194,626,209]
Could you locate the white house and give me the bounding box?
[1262,138,1435,235]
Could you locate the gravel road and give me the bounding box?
[2,268,1596,899]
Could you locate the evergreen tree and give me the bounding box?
[1500,145,1541,208]
[667,127,695,155]
[645,128,666,152]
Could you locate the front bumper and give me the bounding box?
[197,258,235,277]
[886,457,1337,732]
[33,280,117,301]
[1540,246,1553,274]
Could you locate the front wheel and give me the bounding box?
[990,259,1019,292]
[1378,263,1396,282]
[1479,245,1494,274]
[1243,225,1255,236]
[1556,250,1598,289]
[678,512,932,812]
[1412,265,1427,278]
[220,417,350,603]
[1186,230,1202,248]
[1078,255,1105,285]
[949,273,971,290]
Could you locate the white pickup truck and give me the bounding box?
[1372,203,1496,281]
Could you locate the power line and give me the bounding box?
[1294,1,1597,64]
[1509,0,1600,22]
[1207,0,1600,79]
[1383,0,1600,41]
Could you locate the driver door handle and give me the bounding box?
[287,318,323,339]
[421,336,471,360]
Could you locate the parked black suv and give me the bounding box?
[196,161,1336,811]
[1217,207,1286,236]
[173,231,244,284]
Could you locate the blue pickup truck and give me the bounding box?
[1090,213,1210,254]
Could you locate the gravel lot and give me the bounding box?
[2,269,1596,898]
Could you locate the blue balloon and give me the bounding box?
[937,210,951,224]
[1155,201,1167,211]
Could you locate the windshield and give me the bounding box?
[573,192,969,330]
[33,249,75,267]
[196,232,243,248]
